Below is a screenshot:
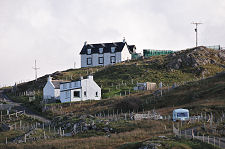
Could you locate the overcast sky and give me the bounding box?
[0,0,225,86]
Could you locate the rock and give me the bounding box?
[139,143,161,149]
[218,51,225,60]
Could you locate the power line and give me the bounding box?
[32,60,40,81]
[191,22,203,47]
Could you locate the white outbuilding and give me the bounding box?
[60,75,101,103]
[43,76,66,101]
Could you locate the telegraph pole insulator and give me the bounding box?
[192,22,203,47]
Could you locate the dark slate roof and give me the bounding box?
[52,80,68,89]
[80,42,134,54]
[127,45,136,53]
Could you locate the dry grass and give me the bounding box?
[0,120,172,149]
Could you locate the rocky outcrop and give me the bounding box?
[165,46,225,75]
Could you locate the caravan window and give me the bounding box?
[177,112,188,117]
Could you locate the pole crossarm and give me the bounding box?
[191,22,203,47]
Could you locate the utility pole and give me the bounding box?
[33,60,40,81]
[191,22,203,47]
[74,61,76,69]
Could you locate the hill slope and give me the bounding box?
[6,46,225,98]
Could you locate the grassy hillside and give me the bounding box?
[6,46,225,99]
[45,71,225,119]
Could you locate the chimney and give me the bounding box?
[48,76,52,82]
[84,41,87,46]
[80,76,83,80]
[88,75,93,80]
[123,37,126,43]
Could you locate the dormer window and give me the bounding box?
[99,48,103,54]
[111,47,116,53]
[87,49,91,55]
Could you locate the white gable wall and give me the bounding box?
[121,45,131,61]
[43,81,59,99]
[81,76,101,101]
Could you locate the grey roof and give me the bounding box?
[127,45,136,53]
[80,42,135,55]
[52,80,67,89]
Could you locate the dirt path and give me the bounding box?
[0,90,51,123]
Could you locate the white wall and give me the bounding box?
[54,89,60,99]
[70,88,82,102]
[60,81,81,103]
[59,76,101,103]
[116,52,121,63]
[81,76,101,101]
[121,45,131,61]
[60,90,71,103]
[80,46,131,68]
[43,81,58,99]
[81,54,86,68]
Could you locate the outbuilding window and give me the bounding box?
[96,92,98,97]
[74,91,80,98]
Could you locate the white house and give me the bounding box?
[60,75,101,103]
[80,39,136,68]
[43,76,66,100]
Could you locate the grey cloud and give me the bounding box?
[0,0,225,86]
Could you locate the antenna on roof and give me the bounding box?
[191,22,203,47]
[123,37,126,43]
[32,60,40,81]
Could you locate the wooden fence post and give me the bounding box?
[24,134,26,143]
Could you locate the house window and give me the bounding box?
[110,56,116,63]
[87,49,91,55]
[99,48,103,54]
[111,47,116,53]
[87,58,92,65]
[84,91,87,97]
[96,92,98,97]
[98,57,104,64]
[73,91,80,98]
